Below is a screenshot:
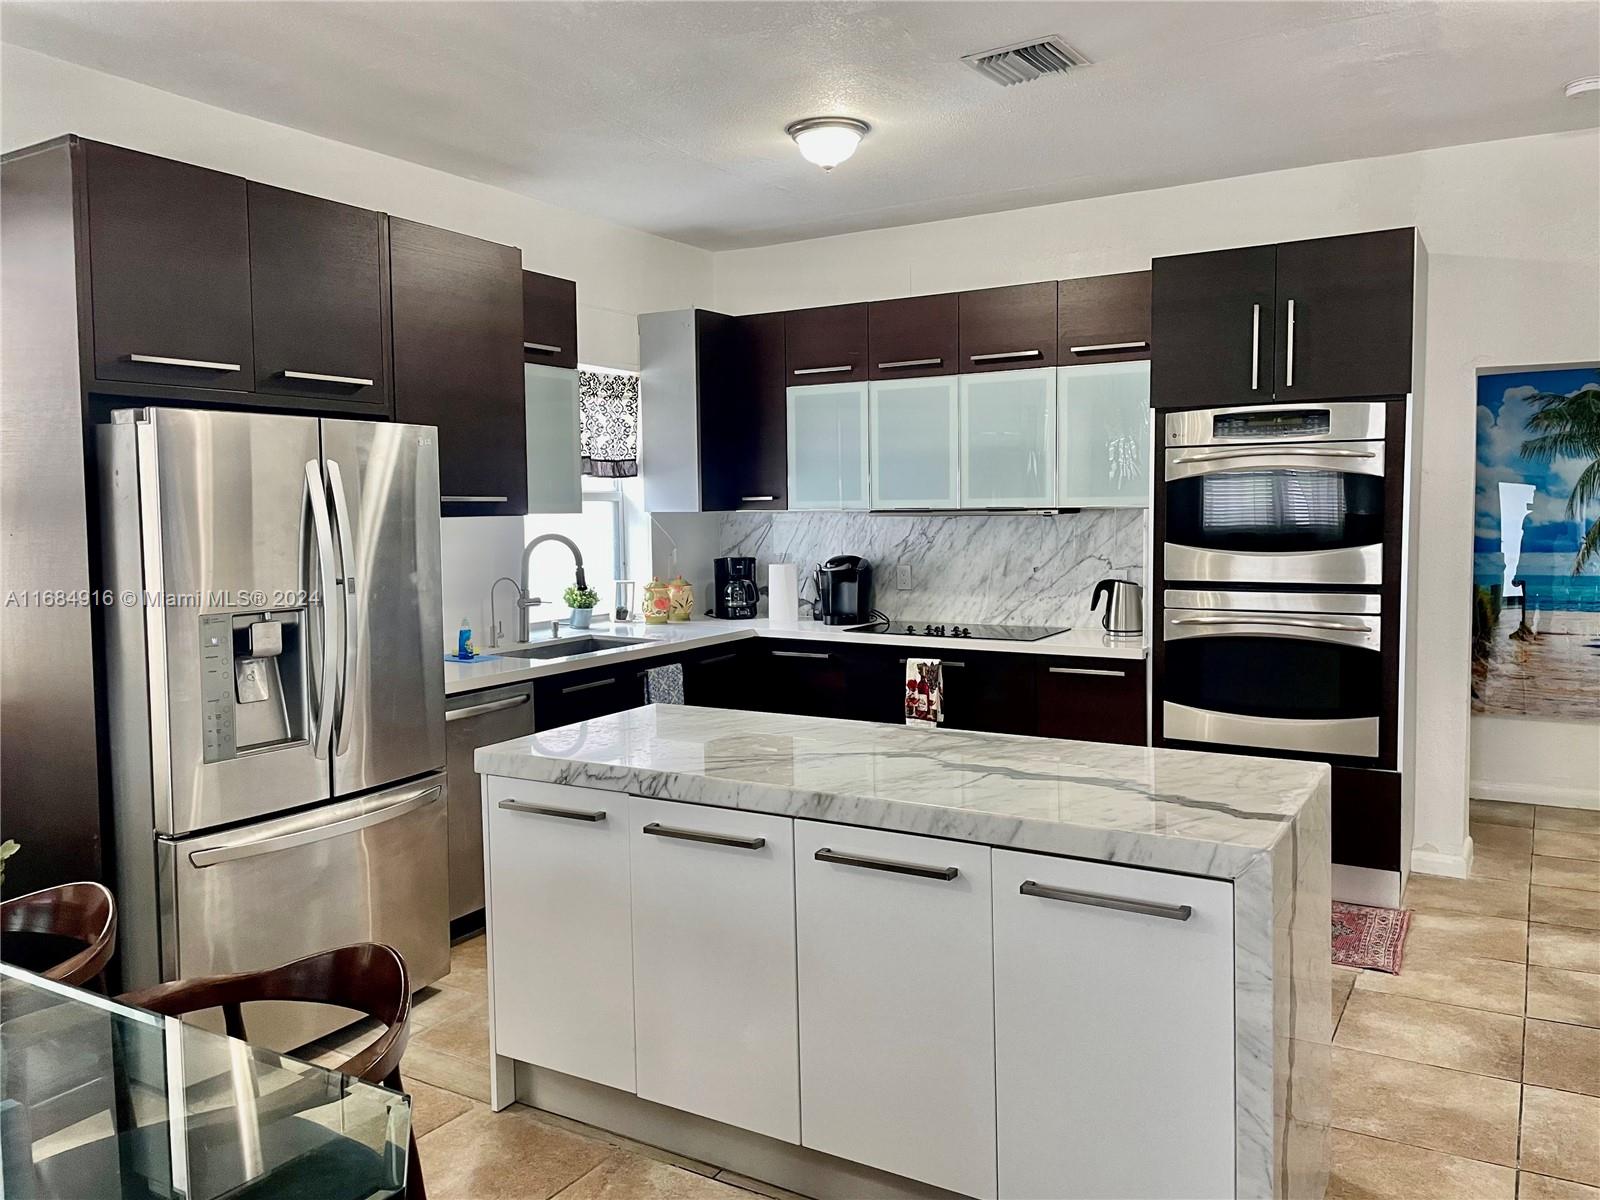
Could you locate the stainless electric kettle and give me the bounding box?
[1091,577,1144,636]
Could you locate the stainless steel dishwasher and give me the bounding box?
[444,682,536,921]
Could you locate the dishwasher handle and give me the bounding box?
[446,693,531,722]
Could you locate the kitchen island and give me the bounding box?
[476,706,1329,1200]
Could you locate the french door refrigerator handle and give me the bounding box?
[188,782,442,867]
[304,460,341,761]
[326,458,358,755]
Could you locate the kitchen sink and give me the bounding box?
[493,636,652,660]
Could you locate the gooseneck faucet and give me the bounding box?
[519,533,586,643]
[486,576,524,649]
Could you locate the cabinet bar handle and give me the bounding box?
[1285,299,1296,388]
[970,349,1042,362]
[1170,615,1371,633]
[740,495,777,503]
[282,370,375,387]
[642,822,765,850]
[814,847,958,881]
[446,694,530,721]
[1068,341,1148,354]
[524,341,562,354]
[442,495,510,503]
[560,677,616,694]
[128,354,241,372]
[1048,666,1126,677]
[1020,879,1191,921]
[771,650,830,660]
[793,365,853,376]
[897,658,965,668]
[1250,304,1261,391]
[701,653,739,666]
[498,798,605,822]
[876,357,943,370]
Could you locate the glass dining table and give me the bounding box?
[0,963,411,1199]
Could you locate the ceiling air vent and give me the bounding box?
[962,36,1090,87]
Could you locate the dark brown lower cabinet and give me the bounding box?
[750,642,891,723]
[1330,765,1402,872]
[681,644,752,707]
[1036,657,1148,746]
[893,650,1036,736]
[532,664,645,730]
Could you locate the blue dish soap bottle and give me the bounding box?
[457,617,475,660]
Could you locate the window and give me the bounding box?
[522,478,626,612]
[522,365,640,616]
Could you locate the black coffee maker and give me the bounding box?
[714,556,759,619]
[815,555,872,626]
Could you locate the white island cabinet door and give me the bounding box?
[794,822,997,1200]
[629,797,800,1143]
[992,849,1235,1200]
[486,778,635,1092]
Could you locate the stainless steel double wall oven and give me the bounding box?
[1156,400,1402,764]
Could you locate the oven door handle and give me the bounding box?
[1169,615,1373,633]
[1170,446,1377,465]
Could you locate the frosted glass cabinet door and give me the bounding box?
[869,377,960,509]
[959,367,1056,508]
[1057,361,1150,508]
[787,382,869,510]
[525,363,582,513]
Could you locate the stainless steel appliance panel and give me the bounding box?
[1163,542,1383,587]
[141,408,330,834]
[1162,702,1380,759]
[444,684,535,920]
[1163,439,1386,483]
[321,420,446,798]
[162,772,449,1050]
[1164,400,1387,447]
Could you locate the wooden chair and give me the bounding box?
[0,881,117,987]
[120,943,426,1199]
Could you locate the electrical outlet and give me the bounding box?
[896,561,914,591]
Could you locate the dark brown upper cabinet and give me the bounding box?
[1150,245,1277,409]
[867,293,958,379]
[1151,229,1415,409]
[733,311,788,509]
[522,270,578,370]
[784,303,868,384]
[248,183,390,413]
[958,281,1058,373]
[85,141,255,392]
[389,217,525,516]
[1058,271,1151,365]
[1273,228,1414,402]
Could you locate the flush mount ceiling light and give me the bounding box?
[1566,76,1600,98]
[785,117,870,171]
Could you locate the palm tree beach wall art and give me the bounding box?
[1472,365,1600,719]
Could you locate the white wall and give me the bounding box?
[2,44,716,649]
[1472,717,1600,811]
[714,130,1600,869]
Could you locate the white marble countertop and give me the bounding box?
[446,618,1147,695]
[475,704,1326,879]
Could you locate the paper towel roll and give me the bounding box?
[768,563,799,628]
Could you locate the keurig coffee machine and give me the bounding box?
[816,555,872,625]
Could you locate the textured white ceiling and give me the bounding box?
[2,1,1596,250]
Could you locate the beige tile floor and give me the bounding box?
[1330,800,1600,1200]
[307,799,1599,1199]
[303,936,806,1200]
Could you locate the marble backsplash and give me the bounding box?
[717,509,1145,630]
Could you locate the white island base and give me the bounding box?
[477,706,1330,1200]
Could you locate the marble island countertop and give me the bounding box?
[446,617,1147,695]
[475,704,1327,880]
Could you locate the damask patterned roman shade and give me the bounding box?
[578,366,640,478]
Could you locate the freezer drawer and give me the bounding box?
[159,772,449,1051]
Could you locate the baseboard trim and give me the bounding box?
[1471,780,1600,811]
[1411,835,1473,881]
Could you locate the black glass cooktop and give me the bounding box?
[869,620,1070,642]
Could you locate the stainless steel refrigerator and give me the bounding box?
[99,407,448,1049]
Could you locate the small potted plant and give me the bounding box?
[563,582,600,629]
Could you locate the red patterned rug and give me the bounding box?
[1332,901,1412,973]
